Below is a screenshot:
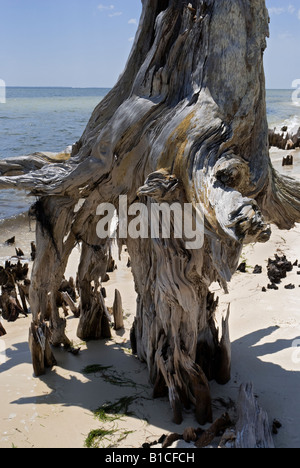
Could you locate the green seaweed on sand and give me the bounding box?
[84,429,117,448]
[83,365,152,447]
[82,364,113,374]
[94,396,137,422]
[81,364,148,389]
[85,397,137,448]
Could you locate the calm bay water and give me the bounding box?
[267,89,300,133]
[0,87,300,220]
[0,87,109,219]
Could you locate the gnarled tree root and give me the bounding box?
[1,0,300,424]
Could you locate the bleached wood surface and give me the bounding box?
[1,0,300,425]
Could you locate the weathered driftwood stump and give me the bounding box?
[235,383,275,448]
[1,0,300,425]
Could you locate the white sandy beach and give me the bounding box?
[0,149,300,449]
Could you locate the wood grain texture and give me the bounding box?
[0,0,299,424]
[235,383,275,448]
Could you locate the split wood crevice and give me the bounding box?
[1,0,300,431]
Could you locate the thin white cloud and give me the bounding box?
[128,36,135,42]
[128,18,137,25]
[268,7,285,15]
[109,11,122,17]
[278,32,293,40]
[98,4,115,12]
[268,4,298,16]
[288,4,296,14]
[97,4,122,18]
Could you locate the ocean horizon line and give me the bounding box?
[6,86,112,89]
[4,86,295,91]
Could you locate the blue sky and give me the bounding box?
[265,0,300,88]
[0,0,142,87]
[0,0,299,89]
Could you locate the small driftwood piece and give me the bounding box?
[282,155,293,167]
[106,247,116,273]
[28,322,57,377]
[17,282,29,316]
[216,305,231,385]
[161,433,182,449]
[5,237,15,246]
[0,261,29,284]
[15,248,24,258]
[183,427,198,443]
[0,321,6,337]
[235,383,275,449]
[113,289,124,331]
[1,289,23,322]
[0,270,28,322]
[61,291,79,317]
[195,413,232,448]
[59,277,77,302]
[30,242,36,261]
[0,260,30,326]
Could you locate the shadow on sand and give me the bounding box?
[2,323,299,448]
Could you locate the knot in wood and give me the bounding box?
[213,153,250,192]
[137,170,179,202]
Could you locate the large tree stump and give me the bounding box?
[1,0,300,422]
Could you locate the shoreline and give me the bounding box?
[0,149,300,448]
